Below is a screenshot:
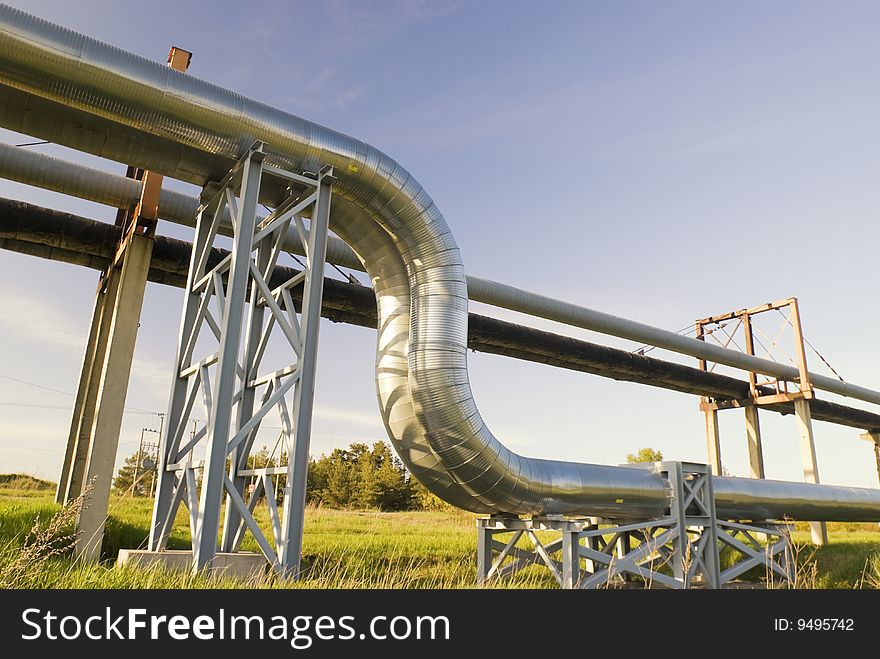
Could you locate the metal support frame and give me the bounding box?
[147,141,333,577]
[696,298,831,545]
[716,520,794,586]
[476,462,793,589]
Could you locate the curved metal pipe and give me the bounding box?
[0,5,878,520]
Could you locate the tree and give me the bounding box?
[626,447,663,464]
[409,477,451,511]
[304,441,419,511]
[365,442,412,510]
[244,445,286,504]
[113,450,151,496]
[320,446,360,507]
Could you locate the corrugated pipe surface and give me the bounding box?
[1,5,879,520]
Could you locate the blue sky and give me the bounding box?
[1,0,879,488]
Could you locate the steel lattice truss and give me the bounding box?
[477,462,795,589]
[149,143,333,576]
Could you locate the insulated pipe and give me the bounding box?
[3,141,880,410]
[467,279,880,407]
[1,5,878,520]
[0,141,364,271]
[5,196,880,431]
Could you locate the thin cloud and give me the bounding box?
[0,285,84,349]
[130,355,172,403]
[313,403,383,430]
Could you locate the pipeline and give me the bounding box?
[0,5,879,520]
[3,141,880,410]
[0,141,363,270]
[5,195,880,431]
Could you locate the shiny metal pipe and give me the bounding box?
[4,141,880,410]
[0,5,878,520]
[468,278,880,406]
[0,141,363,270]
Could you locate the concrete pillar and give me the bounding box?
[858,432,880,486]
[794,398,828,546]
[57,271,121,504]
[74,234,154,561]
[745,404,765,479]
[704,409,722,476]
[875,443,880,487]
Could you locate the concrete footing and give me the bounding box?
[117,550,268,580]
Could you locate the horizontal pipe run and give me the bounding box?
[3,197,879,434]
[2,141,879,410]
[0,141,364,270]
[467,278,880,407]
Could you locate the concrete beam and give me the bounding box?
[117,549,267,581]
[795,399,829,546]
[745,405,764,479]
[704,409,722,476]
[859,432,880,486]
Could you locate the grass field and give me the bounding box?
[1,478,878,589]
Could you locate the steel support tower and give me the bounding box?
[148,142,333,576]
[477,462,794,589]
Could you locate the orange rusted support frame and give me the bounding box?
[695,297,827,545]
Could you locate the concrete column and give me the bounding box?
[794,398,828,546]
[875,443,880,487]
[74,234,154,561]
[57,270,121,504]
[56,288,104,503]
[745,405,764,479]
[704,409,722,476]
[859,433,880,486]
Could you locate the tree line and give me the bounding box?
[116,441,668,509]
[114,440,447,512]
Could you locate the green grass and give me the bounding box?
[0,487,878,589]
[0,473,55,492]
[0,490,554,589]
[789,526,880,588]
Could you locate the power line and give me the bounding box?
[0,373,72,397]
[0,372,161,414]
[0,439,57,453]
[775,309,846,382]
[0,401,160,415]
[0,402,72,410]
[633,323,696,356]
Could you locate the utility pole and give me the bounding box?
[129,427,147,497]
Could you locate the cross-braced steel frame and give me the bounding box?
[148,142,333,577]
[477,462,794,589]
